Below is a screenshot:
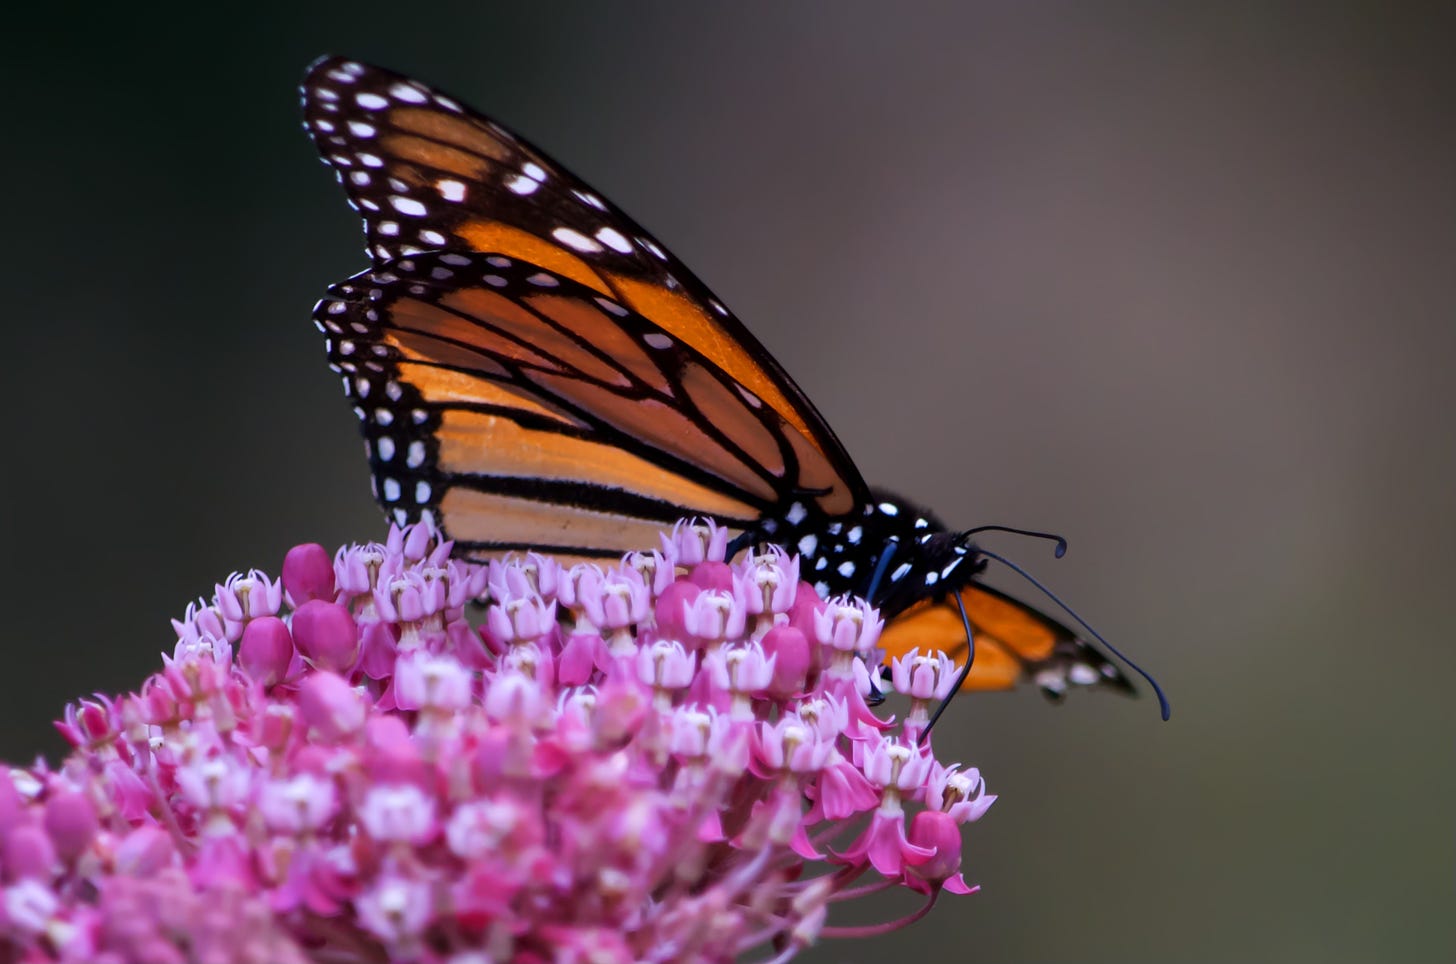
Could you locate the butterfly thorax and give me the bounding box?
[747,490,986,616]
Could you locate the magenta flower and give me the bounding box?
[2,520,993,962]
[662,517,730,566]
[890,646,962,739]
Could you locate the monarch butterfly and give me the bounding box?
[302,57,1166,714]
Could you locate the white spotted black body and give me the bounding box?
[747,490,984,617]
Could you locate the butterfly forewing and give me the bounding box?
[302,56,864,517]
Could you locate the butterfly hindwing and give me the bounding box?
[314,250,860,559]
[876,582,1133,695]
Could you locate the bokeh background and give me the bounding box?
[4,3,1452,961]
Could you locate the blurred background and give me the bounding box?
[3,3,1451,961]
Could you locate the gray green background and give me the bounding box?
[3,3,1451,962]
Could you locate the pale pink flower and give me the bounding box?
[2,521,989,963]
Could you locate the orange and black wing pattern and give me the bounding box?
[313,246,860,561]
[877,582,1134,697]
[303,57,868,557]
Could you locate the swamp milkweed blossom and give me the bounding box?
[1,520,994,963]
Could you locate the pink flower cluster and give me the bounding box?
[2,521,994,963]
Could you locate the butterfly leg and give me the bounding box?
[917,591,977,744]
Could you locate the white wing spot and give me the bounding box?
[406,441,426,468]
[890,562,912,582]
[640,238,667,260]
[847,526,862,544]
[441,253,471,266]
[358,153,384,168]
[643,333,673,350]
[574,190,607,210]
[1036,670,1068,694]
[414,481,432,504]
[314,119,336,132]
[924,572,939,586]
[709,299,728,316]
[376,436,396,461]
[389,83,428,104]
[797,534,818,557]
[487,256,511,268]
[419,229,446,246]
[505,174,539,195]
[377,221,399,236]
[786,502,808,525]
[594,297,629,317]
[526,272,559,287]
[390,196,428,217]
[837,561,856,578]
[877,502,900,516]
[736,386,762,408]
[382,478,402,502]
[484,275,508,287]
[436,179,466,202]
[431,266,453,280]
[553,227,603,253]
[522,162,547,181]
[355,92,389,110]
[374,408,395,426]
[349,171,372,186]
[595,227,633,253]
[347,120,377,137]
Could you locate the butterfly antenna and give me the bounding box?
[918,591,976,745]
[977,549,1171,721]
[960,525,1067,559]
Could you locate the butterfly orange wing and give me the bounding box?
[303,57,867,558]
[877,582,1134,696]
